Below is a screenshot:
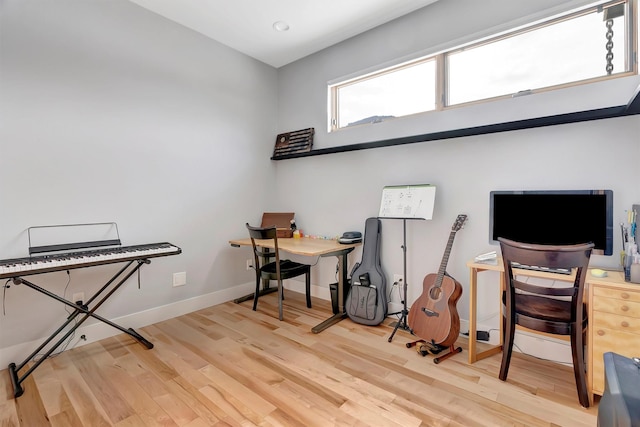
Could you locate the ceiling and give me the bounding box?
[128,0,439,68]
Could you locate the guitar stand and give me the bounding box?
[7,259,154,398]
[388,304,412,342]
[406,339,462,364]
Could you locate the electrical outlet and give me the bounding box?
[72,292,84,304]
[246,259,253,270]
[173,272,186,287]
[393,274,404,285]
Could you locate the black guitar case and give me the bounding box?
[345,217,387,326]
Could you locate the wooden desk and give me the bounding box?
[229,237,360,333]
[466,258,639,400]
[466,258,577,365]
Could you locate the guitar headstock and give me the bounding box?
[452,214,468,232]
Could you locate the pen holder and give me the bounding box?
[623,254,632,282]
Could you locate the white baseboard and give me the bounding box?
[3,280,334,368]
[0,282,255,368]
[3,280,571,370]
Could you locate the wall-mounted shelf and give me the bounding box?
[272,86,640,161]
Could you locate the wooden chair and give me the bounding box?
[246,223,311,320]
[498,237,594,408]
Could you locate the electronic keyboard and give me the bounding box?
[0,242,181,279]
[3,236,182,399]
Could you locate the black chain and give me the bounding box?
[605,19,615,75]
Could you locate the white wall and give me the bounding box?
[275,0,640,350]
[0,0,277,355]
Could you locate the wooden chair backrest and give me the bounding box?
[499,237,593,320]
[246,223,280,270]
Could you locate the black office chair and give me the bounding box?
[246,223,311,320]
[498,237,594,408]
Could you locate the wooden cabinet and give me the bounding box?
[588,274,640,396]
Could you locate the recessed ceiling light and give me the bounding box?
[272,21,290,32]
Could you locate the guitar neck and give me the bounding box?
[433,214,467,288]
[436,231,456,280]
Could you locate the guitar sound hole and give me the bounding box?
[429,287,442,300]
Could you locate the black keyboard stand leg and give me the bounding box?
[7,259,154,398]
[127,328,154,349]
[8,363,23,398]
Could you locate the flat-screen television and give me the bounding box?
[489,190,614,255]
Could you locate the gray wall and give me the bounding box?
[0,0,277,351]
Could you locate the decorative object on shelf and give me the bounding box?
[272,128,314,159]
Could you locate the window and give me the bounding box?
[335,59,436,129]
[329,0,636,132]
[447,4,628,105]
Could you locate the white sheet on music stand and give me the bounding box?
[378,185,436,220]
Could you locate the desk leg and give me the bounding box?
[468,267,478,364]
[311,251,350,333]
[468,265,503,364]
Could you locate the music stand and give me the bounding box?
[378,185,436,343]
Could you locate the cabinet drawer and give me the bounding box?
[590,327,640,395]
[591,310,640,335]
[592,296,640,318]
[593,286,640,303]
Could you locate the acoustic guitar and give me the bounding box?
[408,214,467,348]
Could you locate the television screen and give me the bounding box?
[489,190,613,255]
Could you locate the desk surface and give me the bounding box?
[229,237,360,257]
[468,257,579,282]
[467,257,634,288]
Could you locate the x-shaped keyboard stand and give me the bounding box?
[7,259,154,398]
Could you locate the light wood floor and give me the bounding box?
[1,291,598,426]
